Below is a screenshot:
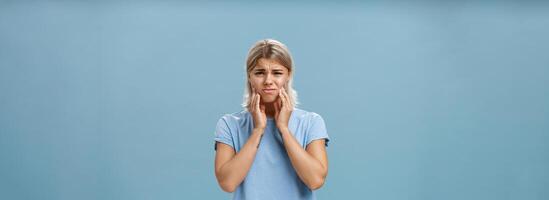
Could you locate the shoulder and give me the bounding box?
[218,110,251,124]
[292,108,324,122]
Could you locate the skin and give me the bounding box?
[214,58,329,193]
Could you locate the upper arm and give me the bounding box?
[215,142,236,174]
[214,116,236,174]
[306,139,328,176]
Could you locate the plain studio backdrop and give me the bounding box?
[1,1,548,200]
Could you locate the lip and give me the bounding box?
[262,88,277,94]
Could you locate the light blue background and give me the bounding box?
[1,1,548,200]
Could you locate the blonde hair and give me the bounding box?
[242,39,299,110]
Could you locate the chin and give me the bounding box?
[261,95,278,103]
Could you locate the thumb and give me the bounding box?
[260,104,266,113]
[274,103,280,117]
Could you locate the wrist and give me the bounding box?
[253,127,265,135]
[276,125,289,133]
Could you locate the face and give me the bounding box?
[249,58,290,103]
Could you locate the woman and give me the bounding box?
[214,39,330,200]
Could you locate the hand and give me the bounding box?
[274,87,293,131]
[250,88,267,131]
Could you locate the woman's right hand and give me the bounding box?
[250,88,267,131]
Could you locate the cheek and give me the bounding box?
[275,78,288,87]
[248,77,260,87]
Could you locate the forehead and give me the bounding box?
[254,58,287,70]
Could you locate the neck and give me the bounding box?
[263,102,276,118]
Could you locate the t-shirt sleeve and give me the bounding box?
[306,113,330,147]
[214,116,235,151]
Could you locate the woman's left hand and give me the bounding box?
[274,87,293,131]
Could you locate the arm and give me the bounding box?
[215,91,267,193]
[279,127,328,190]
[274,87,328,190]
[214,128,264,193]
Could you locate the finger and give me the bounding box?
[273,98,280,109]
[250,93,256,112]
[278,89,285,108]
[285,94,293,110]
[256,94,261,111]
[260,104,266,114]
[282,88,293,109]
[273,100,279,114]
[277,96,283,110]
[280,92,288,109]
[253,93,259,112]
[273,100,278,110]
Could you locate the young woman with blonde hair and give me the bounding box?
[214,39,330,200]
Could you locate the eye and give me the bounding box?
[274,72,283,75]
[254,72,264,75]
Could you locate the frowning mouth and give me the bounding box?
[262,89,277,94]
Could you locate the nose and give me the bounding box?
[264,73,274,85]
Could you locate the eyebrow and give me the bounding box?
[253,67,285,71]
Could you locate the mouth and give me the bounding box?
[262,88,277,94]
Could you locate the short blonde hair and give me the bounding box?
[242,39,299,110]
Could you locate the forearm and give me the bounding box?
[217,128,264,191]
[279,127,327,190]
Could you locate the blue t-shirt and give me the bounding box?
[214,108,330,200]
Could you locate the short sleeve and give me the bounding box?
[214,116,235,151]
[306,113,330,147]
